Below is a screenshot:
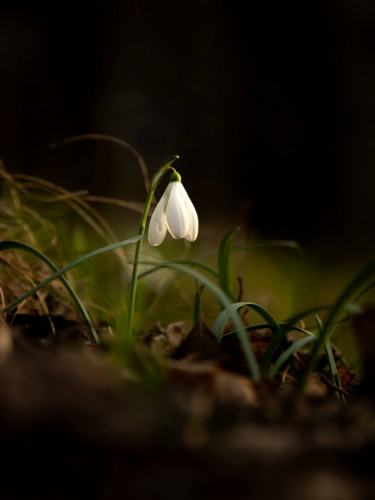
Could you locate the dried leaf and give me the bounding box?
[141,321,187,356]
[337,365,356,388]
[173,321,222,361]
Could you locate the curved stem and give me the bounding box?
[126,155,179,337]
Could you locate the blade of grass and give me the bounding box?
[260,304,332,373]
[212,301,306,382]
[82,195,145,214]
[222,322,316,340]
[218,227,240,301]
[306,257,375,379]
[212,301,280,341]
[7,171,130,270]
[354,281,375,302]
[0,241,55,324]
[138,258,218,281]
[269,336,315,377]
[1,236,143,325]
[316,314,344,401]
[0,240,99,344]
[48,133,151,192]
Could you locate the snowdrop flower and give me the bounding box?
[148,172,198,246]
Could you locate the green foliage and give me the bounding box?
[0,236,143,346]
[306,257,375,378]
[137,260,262,382]
[1,147,373,393]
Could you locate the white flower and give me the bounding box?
[148,181,199,246]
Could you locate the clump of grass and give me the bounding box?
[0,135,150,329]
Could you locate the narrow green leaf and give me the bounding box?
[307,257,375,377]
[218,227,240,300]
[138,259,218,281]
[316,314,344,401]
[0,240,99,345]
[222,322,315,340]
[269,336,315,377]
[354,281,375,302]
[260,304,332,373]
[1,236,144,320]
[212,301,280,341]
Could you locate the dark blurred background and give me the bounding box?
[1,0,375,260]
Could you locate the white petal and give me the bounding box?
[166,182,190,239]
[179,183,199,242]
[147,188,170,246]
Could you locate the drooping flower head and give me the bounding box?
[148,171,198,246]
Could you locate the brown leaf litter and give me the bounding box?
[0,311,373,499]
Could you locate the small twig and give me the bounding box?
[319,373,353,398]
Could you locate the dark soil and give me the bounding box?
[1,313,375,500]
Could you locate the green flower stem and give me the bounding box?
[126,155,180,337]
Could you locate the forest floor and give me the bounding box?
[1,310,375,500]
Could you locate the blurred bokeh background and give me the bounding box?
[1,0,375,262]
